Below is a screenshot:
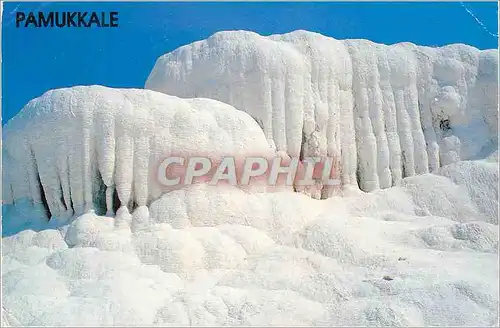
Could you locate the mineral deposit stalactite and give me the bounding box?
[146,30,498,194]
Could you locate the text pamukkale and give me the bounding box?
[15,12,119,28]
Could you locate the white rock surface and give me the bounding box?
[146,30,498,193]
[1,30,498,327]
[2,86,273,220]
[1,163,498,326]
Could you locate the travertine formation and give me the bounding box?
[2,86,272,219]
[146,30,498,192]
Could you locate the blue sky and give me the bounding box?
[2,2,498,123]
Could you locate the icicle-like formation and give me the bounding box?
[2,86,272,219]
[145,30,498,193]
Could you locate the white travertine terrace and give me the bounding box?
[1,30,499,327]
[2,31,498,219]
[2,86,272,219]
[146,30,498,192]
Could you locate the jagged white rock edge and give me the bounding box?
[145,30,498,194]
